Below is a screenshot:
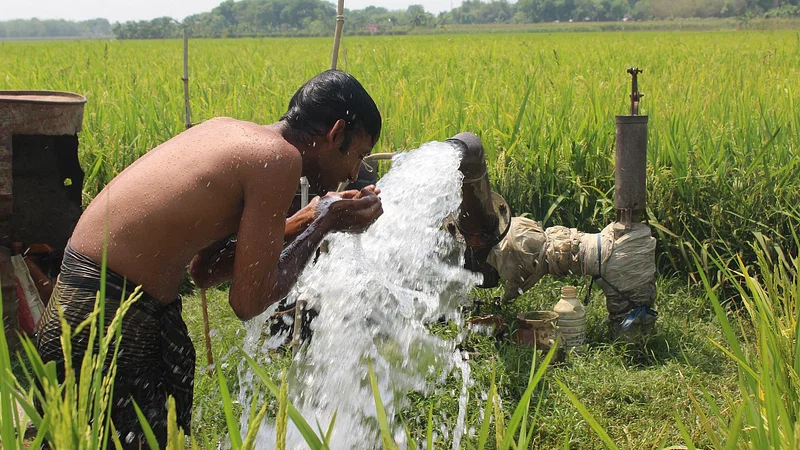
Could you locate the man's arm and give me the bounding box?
[190,201,321,289]
[226,142,304,320]
[189,205,311,289]
[230,185,381,320]
[190,187,381,289]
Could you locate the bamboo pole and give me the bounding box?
[182,25,192,130]
[330,0,346,70]
[201,288,214,367]
[182,21,208,370]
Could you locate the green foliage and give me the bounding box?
[3,0,800,39]
[3,31,799,276]
[557,236,800,449]
[689,237,800,447]
[0,274,146,449]
[0,18,111,39]
[2,28,800,449]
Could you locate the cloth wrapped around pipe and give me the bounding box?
[486,217,657,330]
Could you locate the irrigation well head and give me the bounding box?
[445,132,511,288]
[615,68,648,228]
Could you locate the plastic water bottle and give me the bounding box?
[554,286,586,352]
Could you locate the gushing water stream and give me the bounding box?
[239,142,480,449]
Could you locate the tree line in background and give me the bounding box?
[0,18,111,39]
[1,0,799,39]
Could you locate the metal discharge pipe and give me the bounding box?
[445,132,511,288]
[615,68,648,228]
[615,115,648,226]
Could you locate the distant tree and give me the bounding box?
[407,4,433,27]
[5,0,794,41]
[0,17,111,38]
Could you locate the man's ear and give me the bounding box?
[325,119,347,152]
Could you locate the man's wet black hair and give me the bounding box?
[281,70,382,151]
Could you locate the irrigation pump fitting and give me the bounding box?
[615,67,648,228]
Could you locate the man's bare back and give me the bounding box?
[70,117,300,304]
[37,70,383,448]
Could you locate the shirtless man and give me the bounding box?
[36,70,383,448]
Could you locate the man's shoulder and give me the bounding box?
[205,120,300,181]
[201,118,297,158]
[201,117,271,141]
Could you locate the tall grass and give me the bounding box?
[0,278,324,449]
[0,286,142,448]
[0,281,560,449]
[559,234,800,448]
[686,236,800,448]
[1,31,798,274]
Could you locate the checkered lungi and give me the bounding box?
[36,243,195,449]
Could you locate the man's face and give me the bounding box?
[311,129,375,194]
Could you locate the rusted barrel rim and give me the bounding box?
[0,90,87,105]
[517,311,559,325]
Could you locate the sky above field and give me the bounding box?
[1,0,460,22]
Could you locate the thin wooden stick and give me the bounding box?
[330,0,345,70]
[182,25,192,129]
[201,288,213,367]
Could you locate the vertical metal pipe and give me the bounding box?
[614,115,648,227]
[292,178,311,353]
[300,177,310,207]
[615,68,647,228]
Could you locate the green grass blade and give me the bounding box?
[29,413,52,450]
[243,353,323,449]
[693,257,747,362]
[109,419,125,450]
[510,77,534,145]
[724,402,745,450]
[674,413,697,450]
[399,412,415,450]
[0,286,18,449]
[426,403,434,450]
[556,379,619,450]
[216,356,243,449]
[477,368,496,450]
[324,409,338,449]
[132,399,162,450]
[501,344,557,450]
[367,359,396,450]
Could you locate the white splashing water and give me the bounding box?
[240,141,480,449]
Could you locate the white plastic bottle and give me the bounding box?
[554,286,586,352]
